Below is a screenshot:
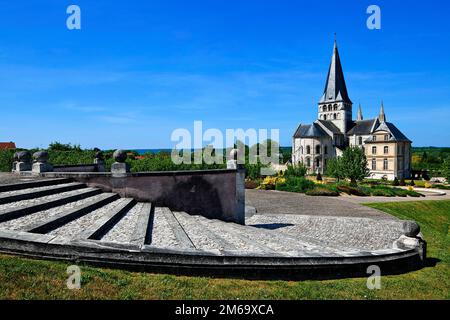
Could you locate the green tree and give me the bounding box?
[340,147,370,186]
[441,157,450,181]
[325,158,344,181]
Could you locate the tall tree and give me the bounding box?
[340,147,370,186]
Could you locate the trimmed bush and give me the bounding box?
[399,178,406,186]
[316,172,323,181]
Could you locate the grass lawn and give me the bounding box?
[0,200,449,300]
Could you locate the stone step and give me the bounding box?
[173,211,238,251]
[21,193,120,234]
[130,203,153,245]
[194,214,340,256]
[0,178,73,193]
[150,207,195,249]
[76,198,136,240]
[191,214,279,254]
[0,182,86,205]
[0,187,102,223]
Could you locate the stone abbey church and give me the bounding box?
[292,41,412,180]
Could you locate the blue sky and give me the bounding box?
[0,0,449,149]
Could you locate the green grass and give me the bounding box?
[0,200,449,300]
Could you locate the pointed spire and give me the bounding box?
[379,101,386,122]
[357,103,363,121]
[320,38,352,104]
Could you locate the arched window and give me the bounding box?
[333,104,338,110]
[383,158,388,170]
[372,146,377,154]
[323,114,327,120]
[316,145,321,154]
[333,113,337,119]
[372,158,377,170]
[306,145,311,154]
[324,146,328,154]
[384,146,389,154]
[316,157,320,168]
[358,136,363,145]
[306,157,311,167]
[328,105,332,111]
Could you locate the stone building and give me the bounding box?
[292,40,412,180]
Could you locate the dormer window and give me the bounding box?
[373,135,377,142]
[384,134,389,141]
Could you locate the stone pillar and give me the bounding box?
[32,151,53,173]
[111,149,130,177]
[93,148,106,172]
[12,152,19,172]
[227,149,245,225]
[15,151,32,172]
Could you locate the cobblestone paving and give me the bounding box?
[246,189,398,219]
[101,202,143,243]
[246,214,404,251]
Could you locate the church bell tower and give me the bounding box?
[317,39,353,133]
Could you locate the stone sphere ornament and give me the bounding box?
[17,151,32,163]
[113,149,127,163]
[402,220,420,237]
[33,151,49,163]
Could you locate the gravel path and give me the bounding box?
[101,202,143,243]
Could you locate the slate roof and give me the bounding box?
[319,40,352,104]
[293,123,329,138]
[316,120,342,134]
[346,119,377,136]
[372,122,411,142]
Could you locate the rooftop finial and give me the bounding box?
[379,101,386,122]
[357,103,363,121]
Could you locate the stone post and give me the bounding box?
[93,148,106,172]
[111,149,130,177]
[12,152,19,172]
[227,149,245,225]
[32,151,53,173]
[15,151,32,172]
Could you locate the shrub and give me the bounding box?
[245,179,260,189]
[316,172,323,181]
[285,164,307,177]
[337,184,369,196]
[399,178,406,186]
[275,176,315,193]
[0,149,16,172]
[410,179,416,186]
[306,187,339,196]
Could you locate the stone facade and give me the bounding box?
[292,41,412,180]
